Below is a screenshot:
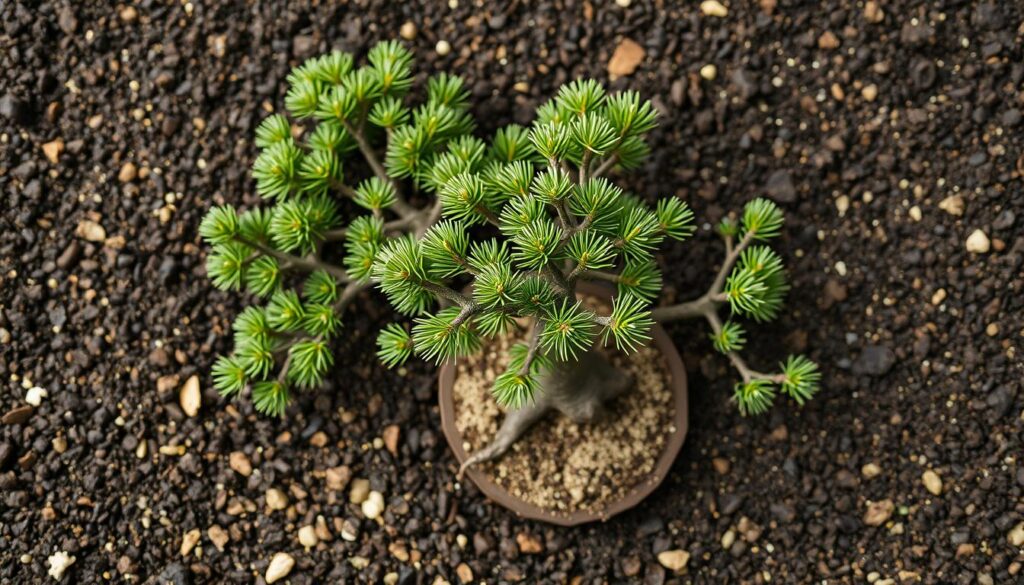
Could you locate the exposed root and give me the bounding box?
[457,349,634,478]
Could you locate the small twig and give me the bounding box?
[328,179,360,200]
[341,119,416,218]
[710,230,754,296]
[590,153,619,180]
[578,151,592,186]
[235,236,349,282]
[516,318,544,376]
[419,280,474,307]
[704,309,777,383]
[474,204,501,227]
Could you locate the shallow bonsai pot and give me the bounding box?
[437,283,689,526]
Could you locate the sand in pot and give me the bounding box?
[453,306,675,515]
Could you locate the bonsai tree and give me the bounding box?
[199,41,480,414]
[200,43,820,469]
[370,80,820,472]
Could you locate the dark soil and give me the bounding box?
[2,1,1023,584]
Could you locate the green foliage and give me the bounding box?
[211,355,247,397]
[725,245,790,322]
[540,300,596,362]
[742,198,784,240]
[602,295,653,352]
[711,321,746,354]
[734,379,776,416]
[780,355,821,405]
[377,324,414,368]
[493,342,551,409]
[203,45,818,420]
[413,306,481,364]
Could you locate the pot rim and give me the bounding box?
[437,283,689,526]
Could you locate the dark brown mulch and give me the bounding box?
[2,1,1022,583]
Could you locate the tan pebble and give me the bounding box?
[399,21,417,40]
[265,552,295,584]
[119,6,138,22]
[228,451,252,477]
[1009,522,1024,546]
[179,375,200,417]
[817,31,840,49]
[861,462,882,479]
[699,64,717,80]
[930,288,946,306]
[922,470,943,496]
[118,162,137,183]
[864,1,885,23]
[986,323,999,336]
[608,38,645,78]
[908,206,922,221]
[298,525,318,548]
[938,194,965,216]
[308,431,328,447]
[456,562,474,584]
[861,84,878,102]
[711,457,730,475]
[382,424,400,455]
[721,529,736,549]
[42,139,64,164]
[863,499,894,526]
[180,529,201,557]
[516,532,543,554]
[349,478,371,504]
[388,542,409,562]
[314,516,332,541]
[75,220,106,243]
[658,549,690,571]
[207,525,229,551]
[435,40,451,56]
[326,465,351,491]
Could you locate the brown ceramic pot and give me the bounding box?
[438,283,689,526]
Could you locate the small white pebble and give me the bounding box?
[361,491,385,519]
[47,551,76,581]
[699,64,718,81]
[965,229,990,254]
[835,195,849,217]
[435,40,451,56]
[834,261,847,276]
[908,206,922,221]
[615,0,631,6]
[297,525,319,548]
[26,386,48,407]
[700,0,729,17]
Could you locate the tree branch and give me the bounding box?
[235,236,349,282]
[517,318,545,376]
[590,153,619,180]
[341,119,416,218]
